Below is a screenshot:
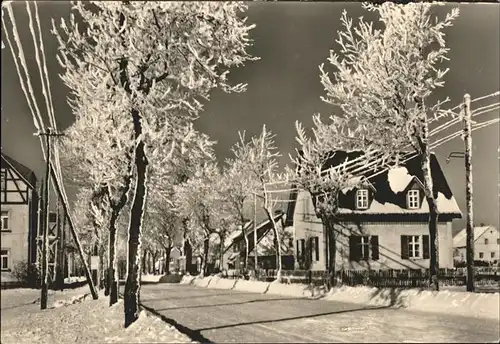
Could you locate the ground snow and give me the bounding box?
[387,166,414,193]
[1,289,194,344]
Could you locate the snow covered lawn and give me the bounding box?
[1,288,195,344]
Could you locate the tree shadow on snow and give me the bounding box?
[151,297,308,312]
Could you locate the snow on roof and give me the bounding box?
[453,226,498,248]
[388,166,414,193]
[338,192,461,215]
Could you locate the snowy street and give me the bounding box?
[137,283,500,343]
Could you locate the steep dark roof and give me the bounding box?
[224,212,285,255]
[1,153,37,189]
[285,151,462,223]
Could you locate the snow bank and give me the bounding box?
[266,282,327,298]
[208,276,238,290]
[194,278,499,320]
[1,290,194,344]
[141,274,163,283]
[388,166,413,193]
[192,276,213,288]
[232,279,270,293]
[180,275,196,285]
[323,286,499,320]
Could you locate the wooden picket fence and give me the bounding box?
[225,268,500,289]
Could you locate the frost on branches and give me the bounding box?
[289,115,384,287]
[318,2,459,290]
[232,125,286,281]
[53,1,257,325]
[175,163,232,277]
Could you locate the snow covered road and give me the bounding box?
[139,283,500,343]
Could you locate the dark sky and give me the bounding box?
[1,2,499,233]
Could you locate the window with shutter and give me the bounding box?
[314,236,319,261]
[408,235,420,258]
[371,236,379,261]
[360,236,370,260]
[401,235,409,259]
[349,236,362,262]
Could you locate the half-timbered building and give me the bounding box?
[1,153,38,276]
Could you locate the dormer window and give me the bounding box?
[356,189,369,209]
[407,190,420,209]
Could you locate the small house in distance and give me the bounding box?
[1,153,38,280]
[287,151,462,271]
[453,225,499,265]
[221,211,294,271]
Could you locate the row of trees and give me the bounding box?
[55,1,461,328]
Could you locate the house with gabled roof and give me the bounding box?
[1,152,39,278]
[286,151,462,271]
[221,211,294,271]
[453,225,499,264]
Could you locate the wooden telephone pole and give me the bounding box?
[463,94,475,292]
[254,193,258,272]
[37,128,63,309]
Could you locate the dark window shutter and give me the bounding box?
[423,235,430,259]
[300,239,305,260]
[401,235,409,260]
[309,237,313,263]
[349,236,362,262]
[314,236,319,261]
[371,236,379,261]
[296,240,299,257]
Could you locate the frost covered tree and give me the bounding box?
[175,163,228,276]
[235,125,286,281]
[60,107,134,305]
[52,1,257,325]
[318,3,459,290]
[289,115,382,287]
[223,141,260,270]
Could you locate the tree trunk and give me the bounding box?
[219,233,225,271]
[107,209,119,305]
[264,209,282,282]
[152,251,158,275]
[325,218,337,288]
[202,238,210,276]
[98,243,105,290]
[124,109,149,328]
[142,250,147,279]
[420,124,440,291]
[165,245,172,275]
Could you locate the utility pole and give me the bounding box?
[254,193,258,273]
[56,200,65,291]
[463,94,475,292]
[37,128,61,309]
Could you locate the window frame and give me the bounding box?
[484,238,489,245]
[408,235,421,259]
[478,252,484,259]
[356,189,369,210]
[360,236,370,260]
[1,211,9,232]
[0,168,6,190]
[491,252,495,259]
[407,190,420,209]
[1,249,9,271]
